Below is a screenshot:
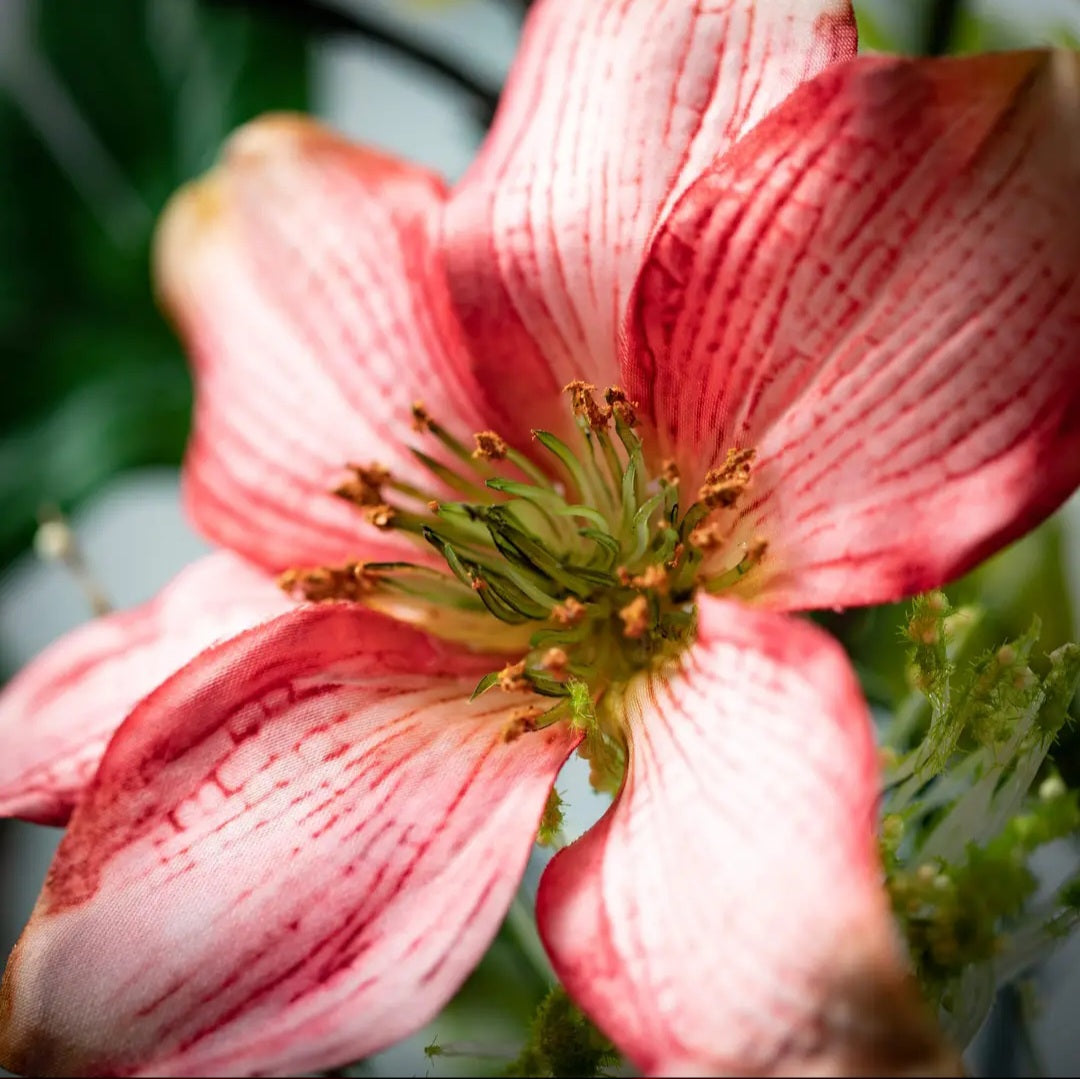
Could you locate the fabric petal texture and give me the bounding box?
[0,606,577,1078]
[156,115,489,573]
[537,597,951,1076]
[628,51,1080,609]
[0,553,289,825]
[442,0,856,442]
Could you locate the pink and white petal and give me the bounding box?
[157,115,488,572]
[627,51,1080,609]
[0,552,289,826]
[538,597,951,1076]
[0,605,577,1079]
[442,0,857,440]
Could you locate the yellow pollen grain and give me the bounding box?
[473,430,509,461]
[619,595,650,639]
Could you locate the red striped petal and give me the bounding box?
[156,115,488,572]
[0,605,576,1078]
[442,0,856,442]
[627,51,1080,608]
[0,553,289,825]
[537,597,950,1075]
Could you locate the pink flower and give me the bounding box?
[2,2,1079,1075]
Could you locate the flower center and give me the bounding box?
[280,383,765,790]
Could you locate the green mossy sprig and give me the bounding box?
[882,592,1080,1045]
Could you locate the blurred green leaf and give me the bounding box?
[0,0,310,571]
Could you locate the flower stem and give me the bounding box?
[505,892,553,986]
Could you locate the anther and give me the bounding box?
[661,459,680,485]
[542,647,569,673]
[604,386,638,427]
[473,430,509,461]
[618,595,650,639]
[629,564,669,594]
[552,596,587,626]
[411,400,432,432]
[335,462,390,507]
[278,562,377,603]
[367,503,397,529]
[699,447,756,509]
[564,380,610,430]
[689,520,726,551]
[502,706,543,743]
[497,659,528,691]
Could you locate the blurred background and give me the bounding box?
[1,0,1079,1075]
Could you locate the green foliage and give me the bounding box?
[0,0,309,584]
[882,594,1080,1045]
[537,788,565,847]
[504,987,620,1079]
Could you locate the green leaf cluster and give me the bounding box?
[882,593,1080,1045]
[504,987,620,1079]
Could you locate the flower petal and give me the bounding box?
[0,553,289,826]
[628,51,1080,608]
[442,0,856,440]
[537,597,952,1076]
[0,605,576,1078]
[156,115,488,572]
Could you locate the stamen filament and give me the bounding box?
[409,449,490,500]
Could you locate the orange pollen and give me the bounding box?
[501,706,543,743]
[699,447,756,509]
[618,595,650,639]
[604,386,638,427]
[366,503,397,529]
[629,564,669,594]
[661,459,680,485]
[689,520,727,552]
[335,462,390,507]
[563,380,610,430]
[541,647,569,672]
[473,430,509,461]
[410,400,432,432]
[551,597,587,626]
[497,659,528,691]
[277,562,377,603]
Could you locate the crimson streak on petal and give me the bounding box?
[627,51,1080,609]
[0,606,577,1078]
[0,552,289,825]
[537,596,951,1076]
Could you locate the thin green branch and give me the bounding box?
[202,0,502,124]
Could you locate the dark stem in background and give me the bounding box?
[203,0,503,126]
[923,0,964,54]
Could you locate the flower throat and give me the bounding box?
[280,383,764,744]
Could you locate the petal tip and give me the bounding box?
[152,168,228,316]
[223,111,328,165]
